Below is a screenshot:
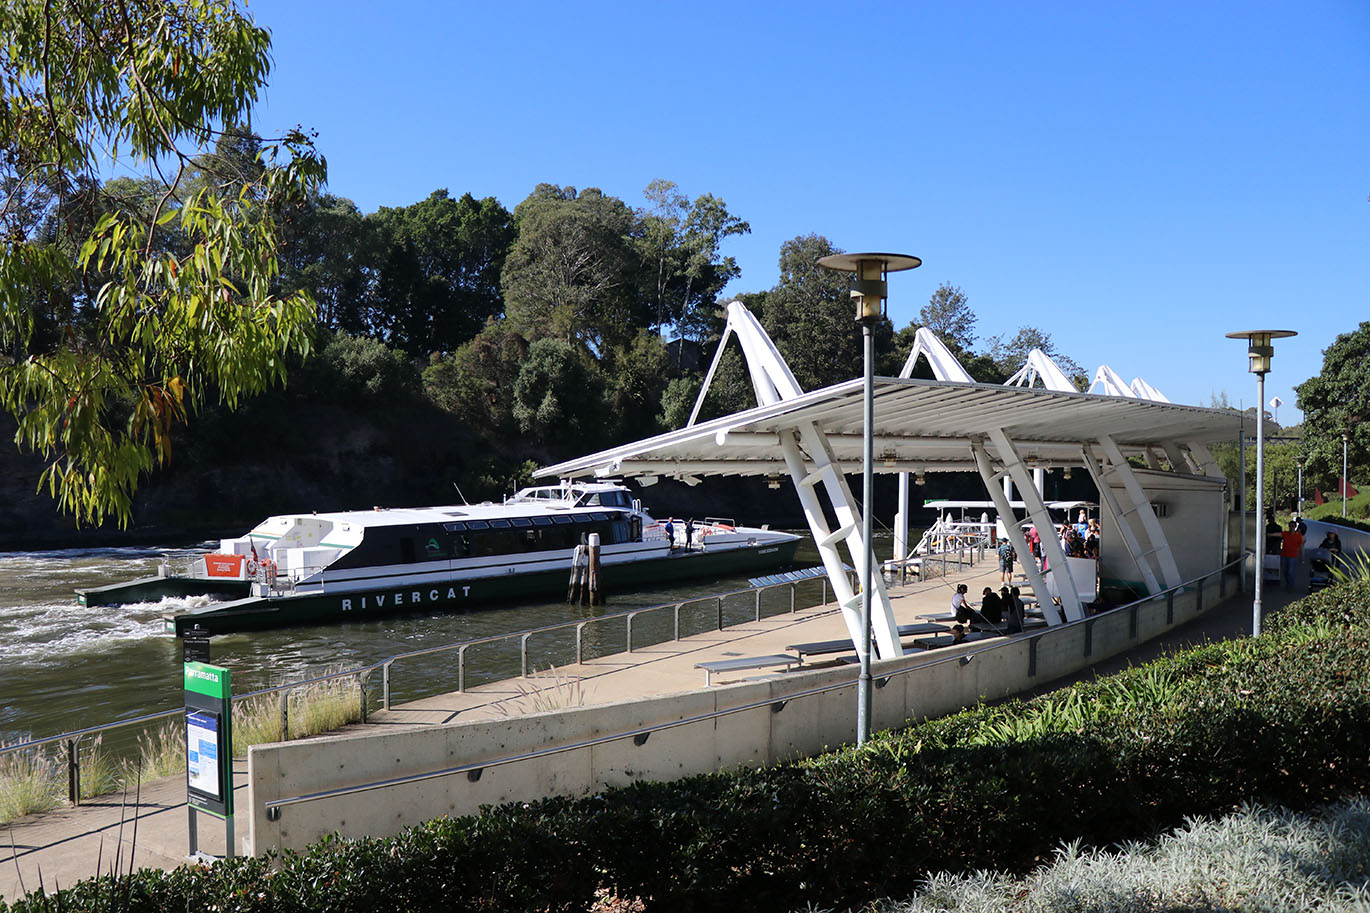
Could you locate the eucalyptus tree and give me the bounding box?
[636,179,749,343]
[363,189,514,355]
[0,0,324,525]
[502,184,645,354]
[759,234,896,393]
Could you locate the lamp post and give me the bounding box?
[1344,432,1351,518]
[818,251,921,746]
[1227,330,1296,637]
[1296,456,1304,517]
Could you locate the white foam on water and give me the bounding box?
[0,593,222,664]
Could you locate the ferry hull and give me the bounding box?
[165,539,800,635]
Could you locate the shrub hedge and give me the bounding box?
[7,581,1370,913]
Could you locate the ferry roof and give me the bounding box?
[264,485,628,531]
[536,375,1245,482]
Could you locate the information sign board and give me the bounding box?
[184,662,233,817]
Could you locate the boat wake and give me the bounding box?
[0,594,222,664]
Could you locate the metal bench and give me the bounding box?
[695,654,799,686]
[788,622,954,663]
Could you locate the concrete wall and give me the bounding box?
[247,574,1235,855]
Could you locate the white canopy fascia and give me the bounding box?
[536,376,1244,483]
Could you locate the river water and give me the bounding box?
[0,536,829,747]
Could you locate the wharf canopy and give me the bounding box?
[538,302,1244,662]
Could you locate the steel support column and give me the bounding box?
[986,429,1087,622]
[971,441,1064,625]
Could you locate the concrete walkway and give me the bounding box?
[1,560,1305,902]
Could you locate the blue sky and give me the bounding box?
[248,1,1368,422]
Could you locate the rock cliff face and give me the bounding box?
[0,394,485,550]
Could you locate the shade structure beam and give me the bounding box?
[970,440,1063,626]
[986,428,1087,622]
[1080,444,1163,596]
[1096,435,1183,590]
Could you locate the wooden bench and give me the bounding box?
[695,654,799,686]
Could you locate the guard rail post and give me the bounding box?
[66,738,80,806]
[521,632,532,674]
[357,671,369,723]
[279,690,290,741]
[755,589,762,622]
[673,604,681,641]
[576,622,586,664]
[717,596,723,630]
[382,661,392,710]
[626,613,635,653]
[457,643,469,692]
[791,583,796,613]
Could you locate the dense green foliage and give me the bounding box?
[10,581,1370,912]
[1296,321,1370,493]
[0,0,325,526]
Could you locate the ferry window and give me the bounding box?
[552,516,572,525]
[493,530,515,553]
[453,535,470,558]
[612,520,629,544]
[467,520,490,530]
[602,491,630,508]
[524,529,539,549]
[490,519,511,529]
[400,537,416,564]
[511,517,532,528]
[472,532,495,557]
[532,516,552,526]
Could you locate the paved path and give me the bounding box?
[1,560,1307,902]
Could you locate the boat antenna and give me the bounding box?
[452,482,470,505]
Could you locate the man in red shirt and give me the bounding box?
[1280,521,1304,591]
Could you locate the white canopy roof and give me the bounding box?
[537,375,1243,483]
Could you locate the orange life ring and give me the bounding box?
[246,557,259,576]
[264,559,278,585]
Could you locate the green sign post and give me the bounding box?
[184,661,234,860]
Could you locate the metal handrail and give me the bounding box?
[0,568,861,764]
[262,556,1242,817]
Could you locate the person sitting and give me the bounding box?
[951,583,972,623]
[978,586,1004,626]
[950,624,968,644]
[1319,531,1344,556]
[1001,585,1023,633]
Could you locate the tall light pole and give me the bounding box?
[1344,432,1351,518]
[1227,330,1296,637]
[818,251,921,745]
[1296,456,1304,517]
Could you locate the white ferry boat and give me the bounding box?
[74,481,800,635]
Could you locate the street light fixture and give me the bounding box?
[818,251,921,746]
[1227,329,1296,638]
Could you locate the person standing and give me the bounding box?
[1279,521,1304,591]
[997,539,1016,583]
